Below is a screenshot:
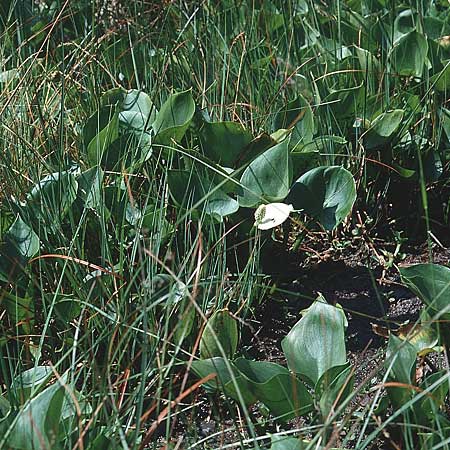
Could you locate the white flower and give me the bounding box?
[254,203,294,230]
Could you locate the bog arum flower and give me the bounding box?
[254,203,294,230]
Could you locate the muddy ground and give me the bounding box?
[171,241,450,449]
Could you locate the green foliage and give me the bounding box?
[239,139,292,207]
[1,0,450,447]
[152,90,195,144]
[192,296,351,424]
[199,309,239,359]
[287,166,356,230]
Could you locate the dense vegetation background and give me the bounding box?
[1,0,450,449]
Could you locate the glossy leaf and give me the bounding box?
[190,357,255,405]
[400,264,450,318]
[84,107,119,164]
[7,380,65,450]
[287,166,356,230]
[317,364,354,420]
[119,89,156,131]
[200,121,253,166]
[269,435,343,450]
[416,371,449,425]
[28,171,79,222]
[77,167,104,209]
[153,90,195,144]
[234,358,313,419]
[385,334,416,408]
[365,109,404,149]
[281,296,347,384]
[11,366,53,404]
[191,357,313,420]
[397,322,439,356]
[2,216,39,260]
[199,309,238,359]
[1,291,34,333]
[390,31,428,78]
[239,139,291,207]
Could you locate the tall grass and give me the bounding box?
[1,0,449,449]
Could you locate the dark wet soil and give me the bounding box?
[176,241,450,449]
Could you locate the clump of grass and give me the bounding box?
[1,1,449,449]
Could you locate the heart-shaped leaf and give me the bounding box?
[11,366,53,404]
[317,364,354,420]
[191,357,313,420]
[400,264,450,318]
[365,109,404,149]
[190,357,256,405]
[200,121,253,167]
[119,89,156,131]
[385,334,416,408]
[200,309,239,359]
[234,358,313,420]
[7,379,65,450]
[390,31,428,78]
[282,295,347,385]
[84,107,119,164]
[2,216,39,260]
[239,139,291,207]
[153,90,195,145]
[77,167,104,209]
[287,166,356,230]
[28,171,79,224]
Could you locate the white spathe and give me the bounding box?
[254,203,294,230]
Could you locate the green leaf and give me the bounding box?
[1,291,34,333]
[400,264,450,318]
[0,69,18,83]
[200,121,253,167]
[281,295,347,385]
[168,169,239,220]
[28,170,79,223]
[119,89,157,131]
[191,357,313,420]
[77,167,104,209]
[274,95,314,149]
[269,435,304,450]
[355,46,380,76]
[287,166,356,230]
[386,334,416,384]
[365,109,404,149]
[397,323,439,356]
[199,309,238,359]
[152,90,195,144]
[390,31,428,78]
[52,294,82,323]
[86,109,119,165]
[234,358,313,420]
[269,435,342,450]
[317,364,354,420]
[432,63,450,93]
[84,106,119,154]
[2,216,39,260]
[415,371,449,425]
[11,366,53,404]
[7,380,65,450]
[238,139,292,207]
[190,357,256,405]
[385,334,416,408]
